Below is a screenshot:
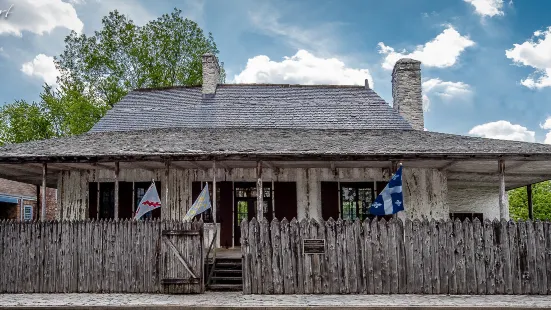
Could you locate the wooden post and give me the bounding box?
[527,184,533,220]
[97,182,101,220]
[36,184,41,221]
[256,161,263,220]
[41,163,47,221]
[498,159,506,220]
[114,162,119,220]
[165,161,170,219]
[212,161,217,224]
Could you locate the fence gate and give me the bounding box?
[160,221,204,294]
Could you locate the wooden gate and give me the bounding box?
[160,221,204,294]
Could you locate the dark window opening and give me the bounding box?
[449,212,484,222]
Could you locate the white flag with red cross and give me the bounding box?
[134,182,161,220]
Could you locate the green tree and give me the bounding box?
[509,181,551,220]
[0,8,224,144]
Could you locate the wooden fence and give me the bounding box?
[0,219,203,293]
[241,217,551,295]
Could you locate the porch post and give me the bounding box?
[41,163,47,221]
[165,161,170,219]
[256,161,263,220]
[498,159,506,220]
[527,184,533,220]
[212,161,217,224]
[114,162,119,220]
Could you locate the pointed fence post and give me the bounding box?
[114,162,119,220]
[41,163,47,221]
[257,161,263,220]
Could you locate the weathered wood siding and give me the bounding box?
[242,218,548,295]
[57,167,449,222]
[0,219,203,293]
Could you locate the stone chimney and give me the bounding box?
[202,53,220,97]
[391,58,423,130]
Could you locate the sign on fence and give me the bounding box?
[303,239,325,254]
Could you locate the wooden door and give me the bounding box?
[160,221,204,294]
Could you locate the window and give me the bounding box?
[449,212,483,222]
[340,182,374,221]
[23,205,33,221]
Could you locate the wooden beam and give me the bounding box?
[447,171,551,179]
[499,159,506,220]
[189,161,208,171]
[114,162,119,220]
[170,161,187,170]
[256,161,263,220]
[41,163,47,221]
[438,160,459,171]
[527,184,533,220]
[506,161,532,172]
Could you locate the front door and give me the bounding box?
[234,182,271,246]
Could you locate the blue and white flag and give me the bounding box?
[369,166,404,216]
[134,182,161,220]
[183,185,211,221]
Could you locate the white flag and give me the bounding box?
[134,182,161,220]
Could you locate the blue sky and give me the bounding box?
[0,0,550,143]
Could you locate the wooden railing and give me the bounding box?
[241,217,551,295]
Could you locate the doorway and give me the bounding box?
[233,182,271,246]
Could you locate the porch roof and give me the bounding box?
[0,127,550,189]
[0,127,551,162]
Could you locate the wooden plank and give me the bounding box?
[249,218,260,294]
[429,219,440,294]
[346,219,357,293]
[388,219,398,294]
[364,219,374,294]
[413,219,423,294]
[313,218,325,294]
[527,220,538,294]
[404,219,414,294]
[484,219,496,294]
[518,220,530,294]
[447,220,457,295]
[290,218,302,294]
[501,220,513,295]
[464,219,476,295]
[261,218,274,293]
[422,219,432,294]
[326,218,338,294]
[535,220,547,294]
[396,219,406,294]
[509,220,521,295]
[353,219,364,294]
[546,222,551,295]
[241,219,251,294]
[493,220,504,294]
[271,219,283,294]
[357,218,367,294]
[455,219,466,294]
[280,218,294,294]
[371,218,382,294]
[475,218,487,294]
[301,219,313,294]
[379,218,390,294]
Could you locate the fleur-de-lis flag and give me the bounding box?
[369,166,404,215]
[183,184,211,221]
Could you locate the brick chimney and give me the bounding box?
[202,53,220,97]
[392,58,423,130]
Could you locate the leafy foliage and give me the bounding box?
[509,181,551,220]
[0,8,223,145]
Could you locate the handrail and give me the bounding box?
[205,226,218,287]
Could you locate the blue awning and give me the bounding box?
[0,195,19,204]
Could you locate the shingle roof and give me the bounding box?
[1,127,551,162]
[89,84,413,132]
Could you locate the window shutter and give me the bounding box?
[321,181,339,221]
[274,182,297,221]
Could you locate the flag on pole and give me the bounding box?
[369,165,404,216]
[134,182,161,220]
[183,184,211,221]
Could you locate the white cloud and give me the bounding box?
[468,120,536,142]
[506,27,551,89]
[464,0,504,17]
[0,0,83,36]
[421,78,472,111]
[21,54,60,85]
[378,26,475,70]
[233,50,373,87]
[541,117,551,144]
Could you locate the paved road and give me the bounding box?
[2,293,551,309]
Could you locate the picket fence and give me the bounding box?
[241,217,551,295]
[0,219,203,293]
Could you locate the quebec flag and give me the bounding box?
[183,185,211,221]
[369,166,404,216]
[134,182,161,220]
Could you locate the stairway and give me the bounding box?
[206,257,243,291]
